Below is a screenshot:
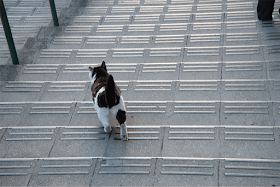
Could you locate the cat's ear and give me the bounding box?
[89,66,94,71]
[101,61,107,72]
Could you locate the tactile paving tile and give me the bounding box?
[112,48,144,58]
[168,126,215,140]
[6,127,56,141]
[222,80,269,101]
[73,16,102,25]
[2,0,19,7]
[3,81,43,92]
[174,101,217,114]
[264,32,280,43]
[60,126,106,141]
[6,7,34,16]
[20,102,74,127]
[179,80,218,91]
[16,65,60,81]
[160,158,215,175]
[134,14,160,23]
[104,15,131,24]
[175,80,220,100]
[189,33,221,44]
[221,101,274,126]
[0,103,24,115]
[29,102,72,114]
[76,49,108,58]
[224,158,280,178]
[0,36,26,50]
[23,64,59,74]
[97,25,125,33]
[113,126,160,140]
[17,0,46,7]
[224,80,266,91]
[0,158,36,186]
[223,102,269,115]
[225,33,259,44]
[110,6,136,14]
[134,81,172,91]
[98,158,153,174]
[226,20,257,31]
[224,126,275,141]
[9,26,41,38]
[126,101,167,114]
[86,36,117,46]
[47,82,87,92]
[226,11,255,21]
[26,158,95,186]
[139,63,178,80]
[39,49,72,58]
[269,61,280,79]
[156,158,218,186]
[51,36,84,47]
[117,0,140,5]
[81,7,108,15]
[38,158,94,175]
[197,4,222,12]
[224,61,263,71]
[1,127,58,157]
[128,24,155,33]
[22,16,52,26]
[181,62,220,74]
[0,102,26,127]
[0,49,11,59]
[64,26,93,35]
[171,0,194,4]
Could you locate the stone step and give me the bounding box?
[0,156,280,186]
[1,79,280,101]
[31,45,278,65]
[5,61,280,81]
[61,21,264,36]
[0,100,278,127]
[46,32,280,49]
[0,125,279,157]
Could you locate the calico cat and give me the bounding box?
[89,61,128,141]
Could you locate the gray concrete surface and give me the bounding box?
[1,0,280,186]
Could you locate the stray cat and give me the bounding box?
[89,61,128,141]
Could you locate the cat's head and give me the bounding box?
[89,61,108,81]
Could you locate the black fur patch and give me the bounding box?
[116,95,120,106]
[116,110,126,124]
[101,61,107,72]
[98,93,107,108]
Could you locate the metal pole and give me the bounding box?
[0,0,19,64]
[49,0,59,26]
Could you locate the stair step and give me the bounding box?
[0,156,280,186]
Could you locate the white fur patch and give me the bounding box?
[89,71,96,87]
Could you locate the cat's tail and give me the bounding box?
[106,75,117,108]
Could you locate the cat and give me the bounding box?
[89,61,128,141]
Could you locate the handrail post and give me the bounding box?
[0,0,19,64]
[49,0,59,26]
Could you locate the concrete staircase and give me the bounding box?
[1,0,280,186]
